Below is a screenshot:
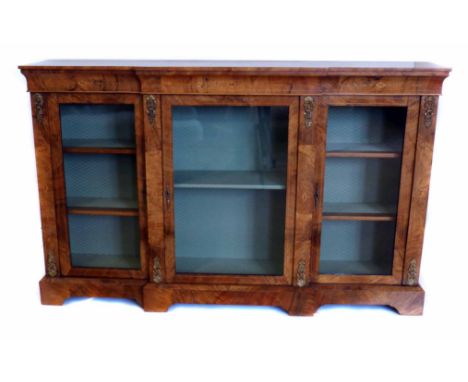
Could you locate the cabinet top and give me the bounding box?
[19,60,450,77]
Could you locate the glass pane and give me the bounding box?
[60,104,135,148]
[68,215,140,269]
[323,157,401,215]
[59,102,140,271]
[172,106,289,275]
[320,106,406,276]
[326,107,406,153]
[319,221,395,275]
[63,154,138,209]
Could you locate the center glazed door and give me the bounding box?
[158,96,298,285]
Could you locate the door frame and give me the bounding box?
[158,95,299,285]
[296,95,420,285]
[48,93,148,279]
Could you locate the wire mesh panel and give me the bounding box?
[68,214,140,269]
[173,106,288,172]
[172,106,289,275]
[59,101,141,272]
[60,104,135,148]
[63,154,138,209]
[319,220,396,275]
[175,188,285,275]
[320,106,407,276]
[324,157,402,206]
[326,107,406,152]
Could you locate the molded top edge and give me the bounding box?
[19,60,451,76]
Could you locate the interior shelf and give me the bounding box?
[173,171,286,190]
[62,139,136,154]
[67,197,138,216]
[323,203,396,221]
[176,257,283,275]
[71,253,141,269]
[62,139,136,148]
[319,260,393,276]
[326,143,402,158]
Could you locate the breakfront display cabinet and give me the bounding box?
[20,60,449,315]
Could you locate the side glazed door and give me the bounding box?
[295,96,420,285]
[152,95,299,285]
[48,93,148,278]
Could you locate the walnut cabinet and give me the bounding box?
[20,60,450,315]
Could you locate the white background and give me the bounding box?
[1,0,467,380]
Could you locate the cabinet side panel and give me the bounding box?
[404,96,439,285]
[30,93,61,277]
[392,97,419,282]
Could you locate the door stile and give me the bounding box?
[161,96,176,282]
[309,97,329,283]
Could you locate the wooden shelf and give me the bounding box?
[63,147,136,155]
[326,143,401,158]
[176,257,283,275]
[67,197,138,216]
[174,171,286,190]
[62,139,136,154]
[71,253,140,269]
[327,151,401,159]
[68,208,138,216]
[323,203,396,221]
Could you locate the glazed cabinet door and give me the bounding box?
[48,94,148,278]
[152,96,299,285]
[295,96,420,285]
